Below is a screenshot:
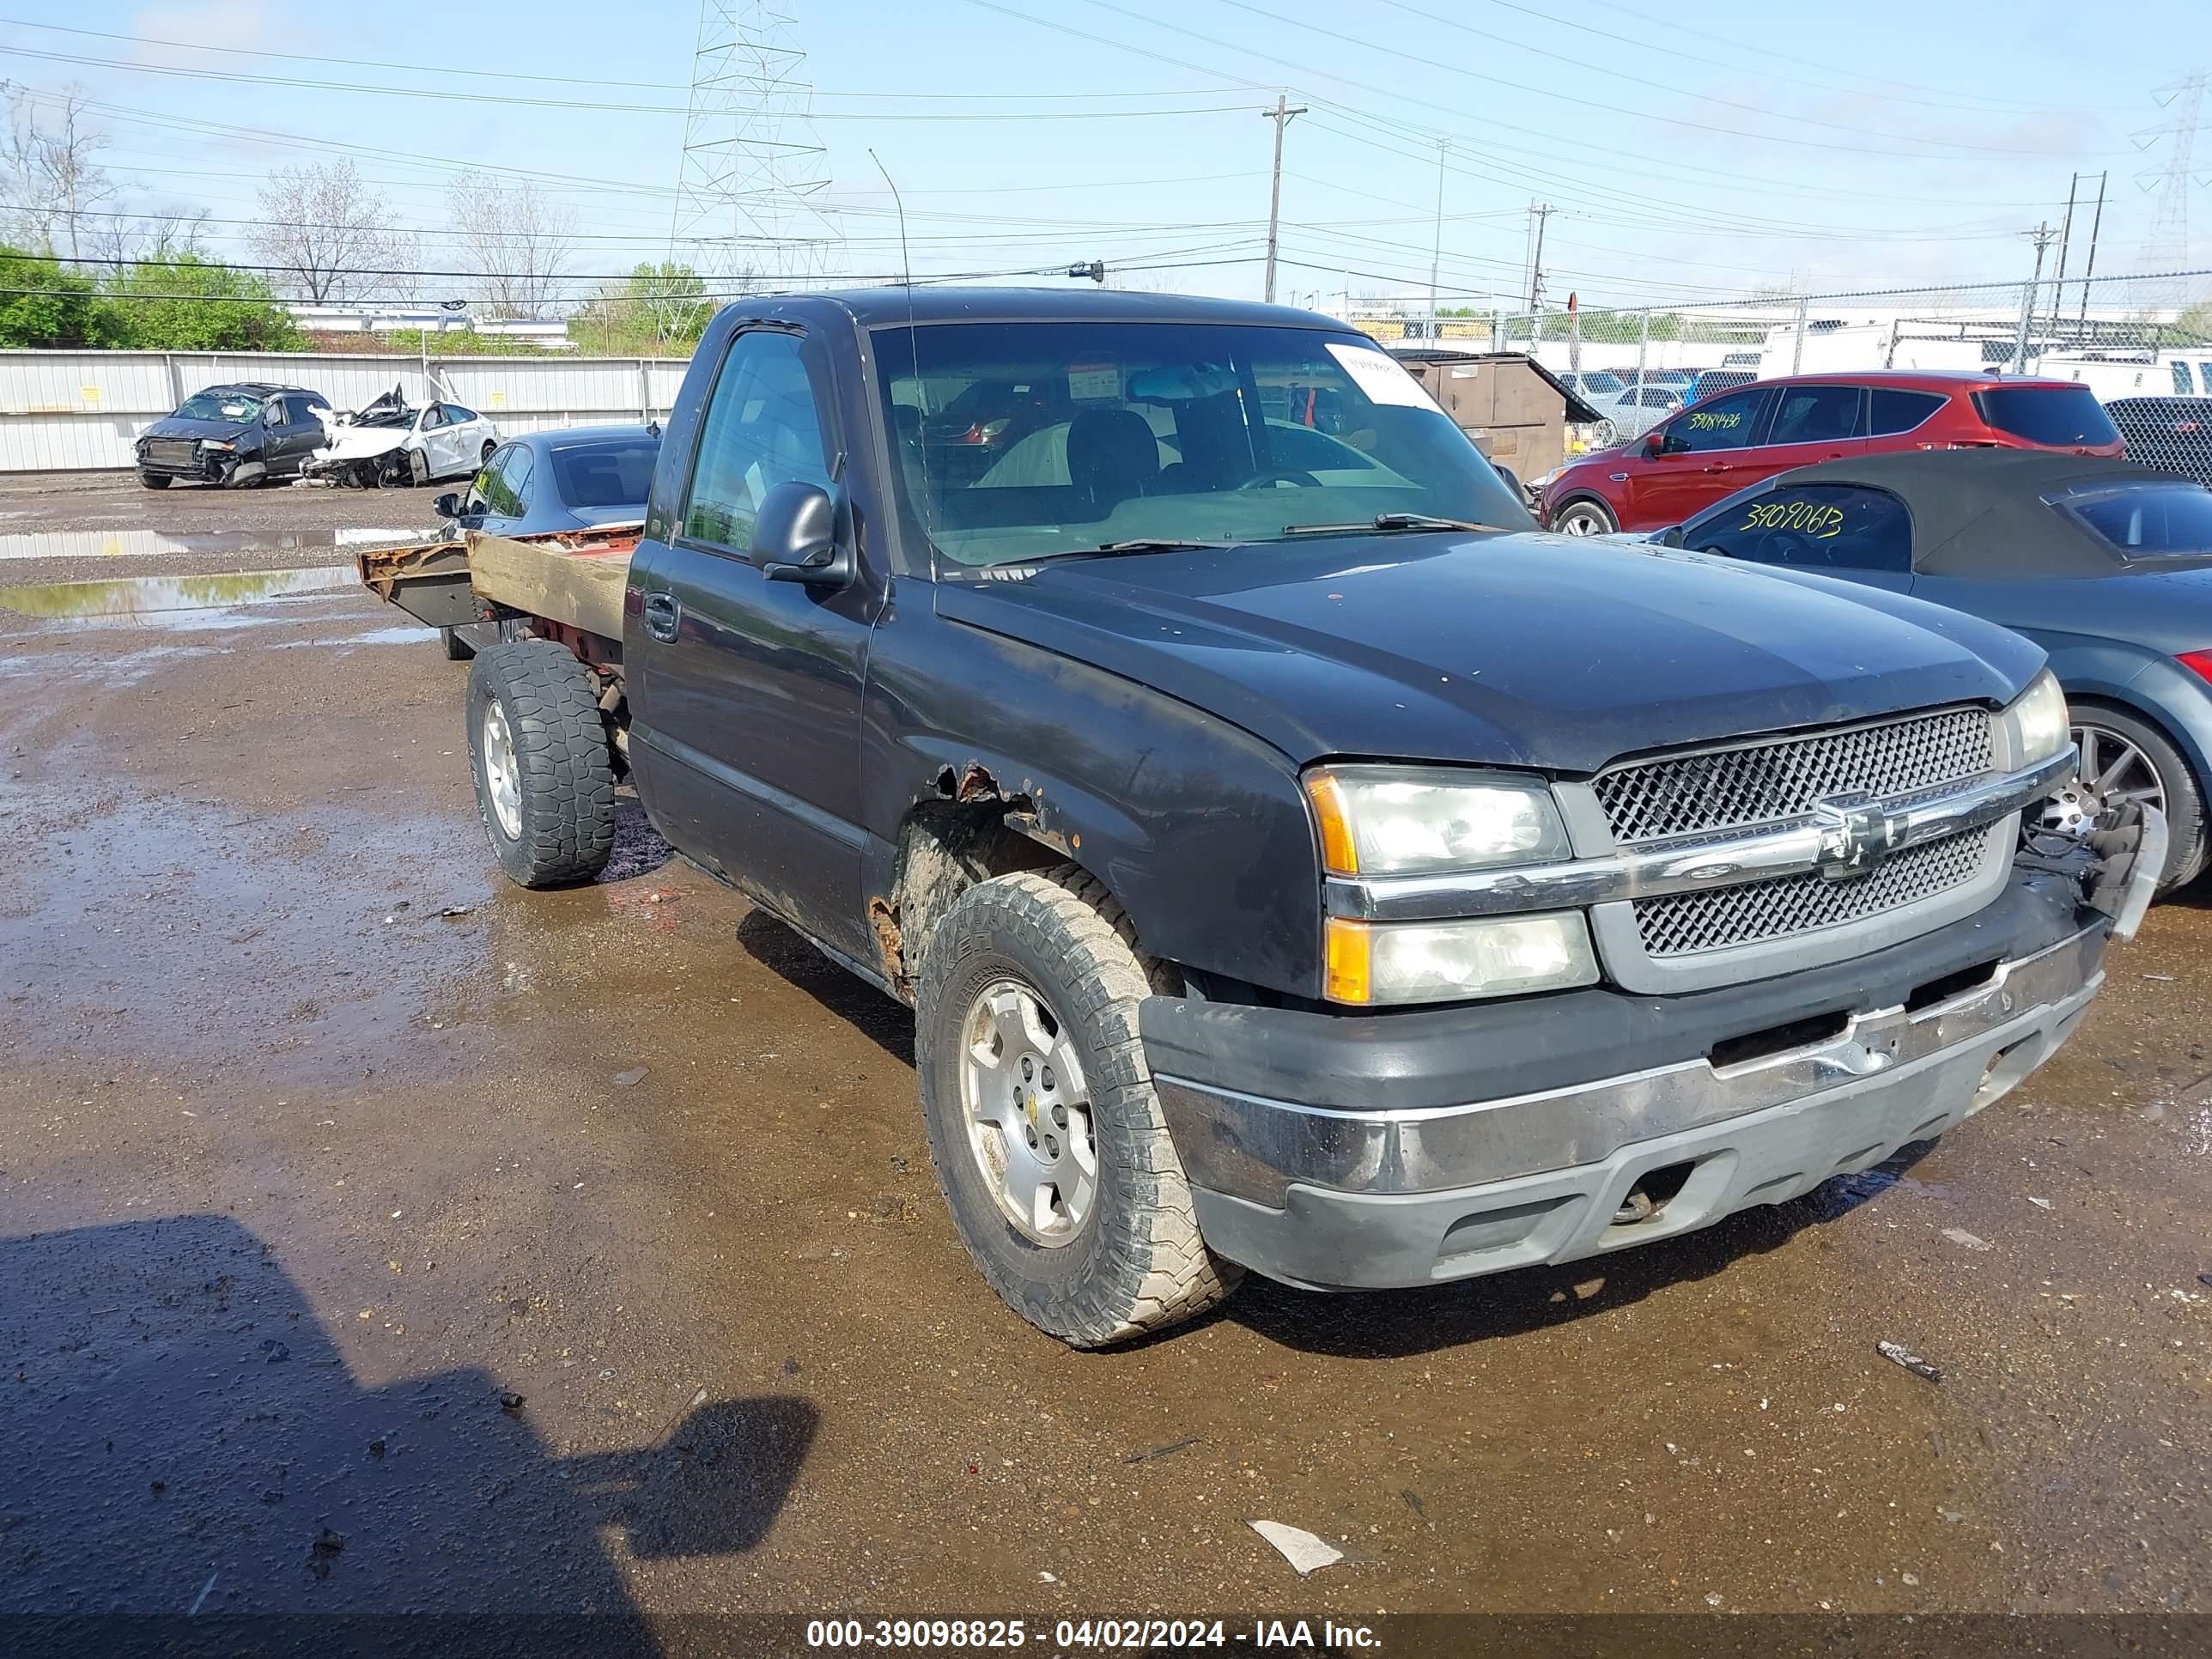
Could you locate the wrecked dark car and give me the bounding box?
[134,382,332,489]
[364,289,2160,1347]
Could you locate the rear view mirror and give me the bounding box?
[750,480,852,588]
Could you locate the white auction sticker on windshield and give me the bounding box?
[1067,364,1120,401]
[1325,342,1444,411]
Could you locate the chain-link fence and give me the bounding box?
[1356,267,2212,482]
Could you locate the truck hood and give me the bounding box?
[935,532,2044,773]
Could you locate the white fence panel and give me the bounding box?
[0,350,695,471]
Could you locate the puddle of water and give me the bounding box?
[0,565,356,627]
[269,621,439,647]
[0,526,430,562]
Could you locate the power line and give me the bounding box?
[0,45,1261,122]
[1060,0,2115,162]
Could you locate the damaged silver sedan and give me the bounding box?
[305,387,501,489]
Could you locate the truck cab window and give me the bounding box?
[684,331,832,551]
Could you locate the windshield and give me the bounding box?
[874,320,1531,569]
[2064,482,2212,558]
[1973,386,2120,448]
[173,389,262,424]
[550,438,659,510]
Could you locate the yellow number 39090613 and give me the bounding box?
[1738,499,1845,539]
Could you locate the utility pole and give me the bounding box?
[2075,170,2108,335]
[2013,220,2058,375]
[2049,172,2078,345]
[1426,138,1448,343]
[1260,94,1306,305]
[1524,201,1554,345]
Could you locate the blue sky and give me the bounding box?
[3,0,2203,310]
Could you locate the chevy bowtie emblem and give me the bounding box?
[1812,792,1905,879]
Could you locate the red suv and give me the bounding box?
[1536,370,2126,536]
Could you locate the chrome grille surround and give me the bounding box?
[1591,706,1995,846]
[1631,824,1999,958]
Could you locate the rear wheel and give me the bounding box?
[439,626,475,662]
[482,440,498,465]
[2041,704,2206,890]
[1551,496,1617,537]
[465,640,616,888]
[915,866,1240,1346]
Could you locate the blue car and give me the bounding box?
[431,423,660,659]
[1662,449,2212,890]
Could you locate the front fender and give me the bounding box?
[2036,638,2212,791]
[860,602,1323,998]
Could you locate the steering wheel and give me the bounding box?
[1758,529,1832,567]
[1237,467,1323,489]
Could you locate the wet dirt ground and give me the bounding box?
[1,483,2207,1624]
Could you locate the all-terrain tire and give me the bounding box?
[914,866,1241,1347]
[137,471,172,489]
[465,639,616,888]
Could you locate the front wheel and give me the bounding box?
[915,867,1240,1347]
[465,639,615,888]
[137,471,172,490]
[2043,704,2206,890]
[1551,496,1618,537]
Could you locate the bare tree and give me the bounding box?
[250,158,410,303]
[447,170,578,317]
[88,207,212,270]
[2,82,117,266]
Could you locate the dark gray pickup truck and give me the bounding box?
[378,288,2160,1346]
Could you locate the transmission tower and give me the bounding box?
[2131,71,2208,313]
[667,1,842,295]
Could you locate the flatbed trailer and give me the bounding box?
[356,522,641,670]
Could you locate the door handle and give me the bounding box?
[642,590,681,643]
[1701,463,1733,473]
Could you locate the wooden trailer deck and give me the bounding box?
[356,522,642,644]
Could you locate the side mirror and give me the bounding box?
[433,492,463,520]
[750,480,850,587]
[1642,430,1665,457]
[1657,525,1685,548]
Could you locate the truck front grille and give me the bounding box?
[1632,825,1997,958]
[147,440,197,467]
[1592,706,1994,845]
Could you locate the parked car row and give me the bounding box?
[133,380,502,489]
[1534,369,2124,535]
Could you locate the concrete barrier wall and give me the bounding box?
[0,350,695,471]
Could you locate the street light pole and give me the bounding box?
[1261,94,1307,304]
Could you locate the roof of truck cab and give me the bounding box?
[788,286,1351,331]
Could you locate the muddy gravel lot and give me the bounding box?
[0,482,2207,1630]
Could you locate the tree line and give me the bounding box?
[0,83,716,355]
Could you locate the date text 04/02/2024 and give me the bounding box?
[803,1619,1382,1650]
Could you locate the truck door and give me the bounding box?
[626,324,879,965]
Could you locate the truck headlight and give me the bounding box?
[199,438,235,452]
[2005,669,2069,767]
[1304,764,1571,876]
[1325,913,1598,1005]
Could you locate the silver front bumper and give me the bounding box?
[1156,923,2107,1212]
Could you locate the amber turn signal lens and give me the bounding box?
[1305,772,1359,875]
[1323,918,1373,1005]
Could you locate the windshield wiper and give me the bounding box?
[1036,538,1231,562]
[1280,512,1504,536]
